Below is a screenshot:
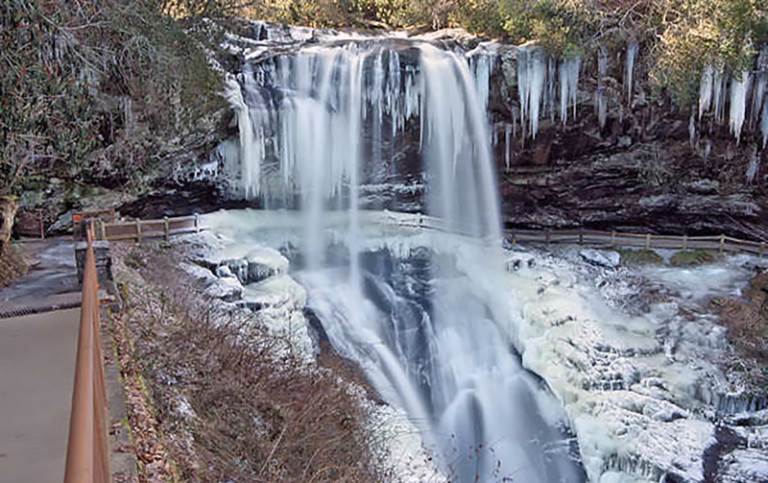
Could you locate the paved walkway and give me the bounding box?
[0,238,81,483]
[0,309,80,483]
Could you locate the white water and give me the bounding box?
[221,32,584,482]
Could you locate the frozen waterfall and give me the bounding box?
[222,32,582,483]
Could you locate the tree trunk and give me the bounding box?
[0,198,18,252]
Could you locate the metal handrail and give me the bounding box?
[63,227,110,483]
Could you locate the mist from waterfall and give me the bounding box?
[225,35,583,482]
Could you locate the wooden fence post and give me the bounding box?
[610,231,616,246]
[646,233,651,249]
[760,242,766,258]
[136,218,142,243]
[683,234,688,250]
[99,220,106,241]
[545,230,551,245]
[164,217,170,241]
[194,213,200,233]
[579,228,584,245]
[719,234,725,254]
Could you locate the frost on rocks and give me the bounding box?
[719,449,768,483]
[205,274,244,302]
[502,247,761,483]
[580,249,621,268]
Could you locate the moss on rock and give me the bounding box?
[670,250,719,267]
[615,248,665,266]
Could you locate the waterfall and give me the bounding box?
[223,33,582,483]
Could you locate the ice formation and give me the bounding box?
[625,41,638,103]
[560,56,581,125]
[729,71,750,143]
[517,46,548,138]
[699,48,768,144]
[596,47,608,129]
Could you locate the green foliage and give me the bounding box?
[650,0,768,103]
[1,0,225,197]
[498,0,593,54]
[615,248,665,266]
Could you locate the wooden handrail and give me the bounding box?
[64,227,110,483]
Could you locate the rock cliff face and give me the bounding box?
[140,21,767,241]
[486,44,768,240]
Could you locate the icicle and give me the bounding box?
[752,46,768,127]
[729,71,750,143]
[689,112,696,147]
[469,52,492,119]
[505,123,512,170]
[699,66,714,119]
[595,47,608,129]
[224,75,261,199]
[559,56,580,125]
[547,57,556,122]
[762,101,768,148]
[625,41,638,104]
[747,148,759,183]
[517,46,547,138]
[713,70,725,122]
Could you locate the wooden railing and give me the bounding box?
[64,227,110,483]
[375,212,767,257]
[505,228,767,256]
[93,214,201,242]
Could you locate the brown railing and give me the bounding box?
[377,213,767,257]
[94,214,200,242]
[64,227,110,483]
[506,228,767,256]
[74,209,117,239]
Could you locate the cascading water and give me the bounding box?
[224,30,583,482]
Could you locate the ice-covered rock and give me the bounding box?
[718,449,768,483]
[245,246,289,283]
[180,262,218,287]
[242,273,306,311]
[204,275,244,302]
[216,264,234,278]
[580,249,621,268]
